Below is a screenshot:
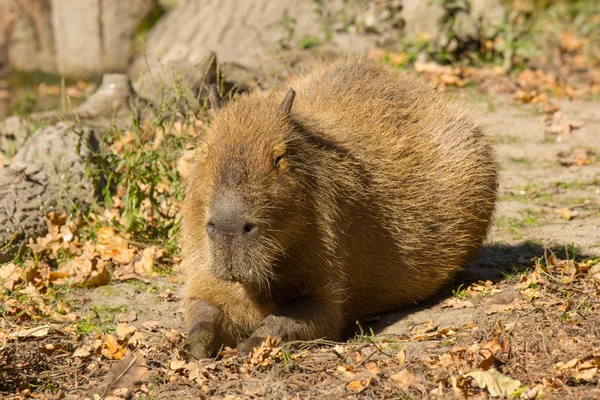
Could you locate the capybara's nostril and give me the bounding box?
[206,221,217,237]
[243,223,258,236]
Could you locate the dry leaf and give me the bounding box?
[246,336,282,368]
[0,263,22,291]
[366,361,381,376]
[102,334,126,360]
[465,368,521,397]
[117,311,138,323]
[554,208,575,220]
[391,369,418,390]
[133,246,157,276]
[9,325,51,338]
[58,253,111,287]
[397,348,406,365]
[115,323,137,340]
[441,297,474,309]
[142,320,163,331]
[73,346,92,358]
[177,149,195,179]
[96,227,135,265]
[169,359,187,371]
[346,380,364,392]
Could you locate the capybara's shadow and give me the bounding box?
[352,241,579,338]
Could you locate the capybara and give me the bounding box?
[181,59,497,357]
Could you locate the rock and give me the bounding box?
[0,116,34,159]
[0,122,97,262]
[468,0,506,38]
[3,0,56,73]
[129,0,321,78]
[76,74,134,122]
[2,0,155,76]
[401,0,445,41]
[51,0,156,76]
[132,54,218,115]
[453,11,479,42]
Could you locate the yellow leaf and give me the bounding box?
[346,380,364,392]
[102,334,126,360]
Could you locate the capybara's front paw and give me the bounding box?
[236,335,267,357]
[184,322,222,359]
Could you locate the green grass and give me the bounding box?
[494,209,543,240]
[299,35,322,49]
[452,284,469,298]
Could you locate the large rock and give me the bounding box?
[2,0,56,73]
[0,122,97,262]
[51,0,156,76]
[129,0,321,78]
[401,0,445,41]
[0,0,156,76]
[132,54,218,115]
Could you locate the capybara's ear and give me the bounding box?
[279,88,296,115]
[209,84,224,111]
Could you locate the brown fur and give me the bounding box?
[181,59,497,357]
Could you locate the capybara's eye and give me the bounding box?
[274,154,286,168]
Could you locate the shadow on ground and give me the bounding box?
[353,241,582,340]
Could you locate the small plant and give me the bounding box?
[11,93,37,116]
[452,284,469,298]
[299,35,322,49]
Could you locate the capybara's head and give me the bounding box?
[183,88,311,287]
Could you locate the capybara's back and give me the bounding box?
[182,59,497,357]
[289,60,497,319]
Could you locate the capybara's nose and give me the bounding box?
[206,193,258,238]
[206,219,258,237]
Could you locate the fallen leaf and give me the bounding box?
[117,311,138,323]
[73,346,92,358]
[96,227,135,265]
[177,149,196,179]
[142,320,163,331]
[9,325,51,338]
[397,348,406,365]
[346,380,364,392]
[554,207,575,220]
[441,297,474,309]
[465,368,521,397]
[366,361,381,376]
[102,334,126,360]
[133,246,157,276]
[115,323,137,340]
[0,263,22,291]
[391,369,418,390]
[246,335,282,368]
[169,359,186,371]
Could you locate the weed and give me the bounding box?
[299,35,322,49]
[452,284,469,298]
[77,316,102,335]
